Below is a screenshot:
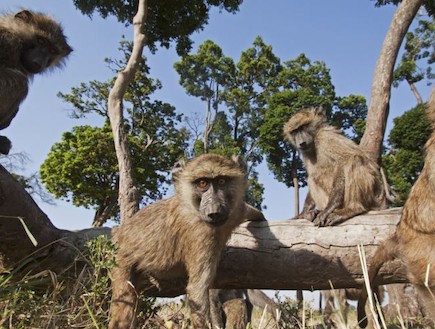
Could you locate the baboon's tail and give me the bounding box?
[357,234,398,328]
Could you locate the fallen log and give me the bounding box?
[148,208,407,297]
[0,164,406,296]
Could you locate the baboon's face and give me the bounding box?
[287,124,315,153]
[174,154,247,226]
[21,40,57,73]
[15,10,72,74]
[193,176,233,226]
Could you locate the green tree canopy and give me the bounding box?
[72,0,243,55]
[175,37,282,209]
[393,16,435,103]
[383,103,432,204]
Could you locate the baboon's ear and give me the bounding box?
[232,155,247,173]
[314,106,326,117]
[15,10,33,22]
[171,159,186,184]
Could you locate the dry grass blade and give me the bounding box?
[358,244,384,329]
[0,215,38,246]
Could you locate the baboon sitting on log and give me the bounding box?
[358,88,435,328]
[109,153,265,329]
[284,107,386,226]
[0,10,72,154]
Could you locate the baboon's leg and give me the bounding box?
[294,191,319,220]
[314,171,345,226]
[322,290,335,323]
[209,289,224,328]
[186,262,214,328]
[222,298,248,329]
[109,266,138,329]
[416,285,435,323]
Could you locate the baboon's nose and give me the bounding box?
[208,212,224,221]
[207,212,227,226]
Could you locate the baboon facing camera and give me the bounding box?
[284,107,386,226]
[109,153,264,329]
[358,88,435,328]
[0,10,72,154]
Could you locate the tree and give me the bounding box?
[382,103,431,204]
[393,16,435,104]
[53,40,188,226]
[72,0,243,56]
[175,37,282,208]
[359,0,424,162]
[174,40,234,153]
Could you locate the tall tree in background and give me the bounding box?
[393,16,434,104]
[175,37,282,208]
[382,103,431,205]
[47,40,188,227]
[174,40,234,153]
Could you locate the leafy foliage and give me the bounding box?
[42,40,188,226]
[72,0,243,55]
[393,16,435,101]
[383,104,431,204]
[175,37,282,208]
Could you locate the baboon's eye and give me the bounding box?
[196,179,209,189]
[37,37,57,55]
[217,178,226,186]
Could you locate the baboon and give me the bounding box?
[321,287,384,329]
[358,88,435,328]
[210,289,278,329]
[283,107,386,226]
[0,10,72,154]
[109,153,265,329]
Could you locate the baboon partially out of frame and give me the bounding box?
[358,88,435,328]
[283,107,386,226]
[109,153,265,329]
[0,10,72,154]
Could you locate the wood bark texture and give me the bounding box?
[145,208,407,297]
[359,0,423,162]
[107,0,148,222]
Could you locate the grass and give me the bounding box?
[0,238,432,328]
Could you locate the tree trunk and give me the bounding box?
[0,164,110,274]
[408,79,423,105]
[359,0,423,162]
[107,0,148,222]
[92,200,117,227]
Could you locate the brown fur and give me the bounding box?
[283,107,386,226]
[358,88,435,328]
[0,10,72,154]
[210,289,278,328]
[109,154,264,329]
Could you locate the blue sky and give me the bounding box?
[1,0,432,230]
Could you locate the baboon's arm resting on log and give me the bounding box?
[0,165,405,294]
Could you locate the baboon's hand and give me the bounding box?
[313,212,343,226]
[293,209,319,222]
